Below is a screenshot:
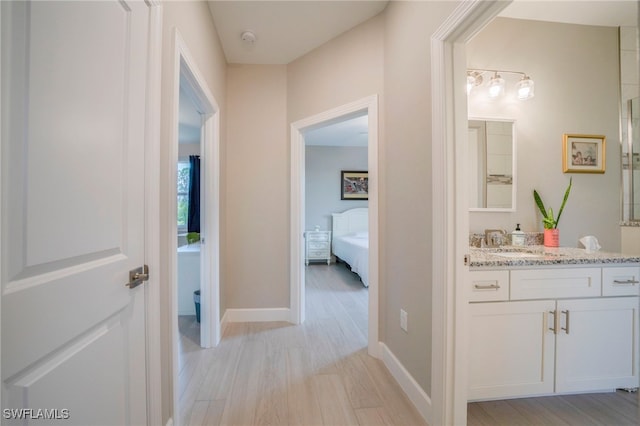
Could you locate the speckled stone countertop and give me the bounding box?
[470,246,640,269]
[620,221,640,227]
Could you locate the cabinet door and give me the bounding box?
[469,300,556,400]
[555,297,639,393]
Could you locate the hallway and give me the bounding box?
[178,263,426,425]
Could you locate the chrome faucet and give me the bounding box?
[484,229,506,247]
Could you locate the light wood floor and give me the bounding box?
[179,263,640,426]
[178,262,426,426]
[468,391,640,426]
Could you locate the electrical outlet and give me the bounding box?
[400,309,408,332]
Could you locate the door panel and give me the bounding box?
[469,300,556,400]
[1,1,149,424]
[556,297,639,393]
[6,316,127,425]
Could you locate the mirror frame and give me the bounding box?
[626,97,639,221]
[468,117,517,212]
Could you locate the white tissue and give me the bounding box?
[579,235,601,252]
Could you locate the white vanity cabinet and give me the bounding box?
[469,265,640,401]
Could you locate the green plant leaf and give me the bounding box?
[533,189,548,219]
[554,177,572,229]
[533,178,573,230]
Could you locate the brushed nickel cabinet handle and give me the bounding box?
[474,283,500,290]
[561,310,570,334]
[549,310,558,334]
[613,279,640,285]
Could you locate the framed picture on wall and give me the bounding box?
[341,170,369,200]
[562,134,606,173]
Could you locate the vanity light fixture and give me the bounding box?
[467,68,535,101]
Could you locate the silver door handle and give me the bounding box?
[126,265,149,289]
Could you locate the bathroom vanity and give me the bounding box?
[468,247,640,401]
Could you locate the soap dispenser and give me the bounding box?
[512,224,525,246]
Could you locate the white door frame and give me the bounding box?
[144,2,163,424]
[169,29,221,424]
[430,1,511,425]
[290,95,380,358]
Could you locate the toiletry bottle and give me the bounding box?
[512,224,525,246]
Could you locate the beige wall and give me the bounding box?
[383,0,459,395]
[468,18,621,251]
[222,15,385,309]
[160,1,227,424]
[287,14,384,123]
[225,64,289,308]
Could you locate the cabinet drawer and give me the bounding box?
[511,268,601,300]
[307,232,330,242]
[307,250,329,258]
[603,266,640,296]
[308,241,329,250]
[469,270,509,302]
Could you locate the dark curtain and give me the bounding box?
[187,155,200,233]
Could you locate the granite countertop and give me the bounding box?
[620,221,640,227]
[470,245,640,269]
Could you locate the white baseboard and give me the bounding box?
[380,342,432,425]
[221,308,291,325]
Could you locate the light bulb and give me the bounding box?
[466,75,476,95]
[516,75,535,100]
[488,73,505,98]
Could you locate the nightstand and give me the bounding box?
[305,230,332,265]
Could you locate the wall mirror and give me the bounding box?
[468,118,516,211]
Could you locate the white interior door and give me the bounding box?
[1,1,150,424]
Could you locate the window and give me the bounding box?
[177,161,190,230]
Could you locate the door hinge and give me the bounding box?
[126,265,149,289]
[464,254,470,266]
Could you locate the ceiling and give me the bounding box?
[304,113,368,147]
[207,1,389,65]
[204,1,637,148]
[500,0,638,27]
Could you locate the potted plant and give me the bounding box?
[533,177,572,247]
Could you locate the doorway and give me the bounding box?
[176,84,203,347]
[170,31,221,423]
[303,112,370,339]
[290,95,380,357]
[430,1,510,424]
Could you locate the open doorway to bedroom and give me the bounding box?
[303,111,370,341]
[290,95,379,357]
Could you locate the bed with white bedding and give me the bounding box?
[331,208,369,287]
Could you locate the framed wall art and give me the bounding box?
[341,170,368,200]
[562,134,606,173]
